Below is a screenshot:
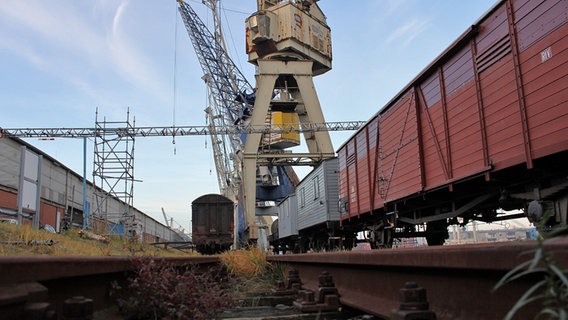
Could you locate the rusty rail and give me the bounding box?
[0,256,219,319]
[2,240,567,319]
[268,238,568,320]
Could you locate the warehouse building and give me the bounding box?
[0,137,183,243]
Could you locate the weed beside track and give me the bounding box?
[0,223,191,256]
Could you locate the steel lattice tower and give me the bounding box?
[92,110,137,237]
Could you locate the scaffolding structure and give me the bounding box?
[92,110,137,237]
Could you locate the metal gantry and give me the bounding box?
[0,117,364,238]
[0,121,365,168]
[0,121,364,139]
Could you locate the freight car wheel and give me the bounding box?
[425,220,449,246]
[370,229,394,249]
[311,234,327,252]
[299,237,310,253]
[343,233,356,250]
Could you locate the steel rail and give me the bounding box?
[268,238,568,320]
[0,256,220,317]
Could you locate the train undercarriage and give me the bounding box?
[351,152,568,248]
[269,152,568,251]
[271,221,354,253]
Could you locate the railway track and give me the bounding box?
[269,238,568,319]
[1,239,566,319]
[0,256,219,319]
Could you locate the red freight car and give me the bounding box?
[338,0,568,247]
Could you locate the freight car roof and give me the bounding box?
[337,0,503,151]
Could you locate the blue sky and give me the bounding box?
[0,0,498,231]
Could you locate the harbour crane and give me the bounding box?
[242,0,337,235]
[177,0,341,245]
[161,207,172,228]
[176,0,304,246]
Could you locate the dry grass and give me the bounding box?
[0,223,191,256]
[220,247,288,296]
[219,246,269,279]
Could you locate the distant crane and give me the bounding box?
[161,207,173,228]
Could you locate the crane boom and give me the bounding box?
[177,0,254,204]
[177,2,253,122]
[161,207,170,228]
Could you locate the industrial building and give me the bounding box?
[0,136,184,243]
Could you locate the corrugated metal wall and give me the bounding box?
[297,158,339,231]
[0,138,22,190]
[0,137,181,242]
[277,194,298,239]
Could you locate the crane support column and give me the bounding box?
[243,58,334,237]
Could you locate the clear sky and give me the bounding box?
[0,0,499,232]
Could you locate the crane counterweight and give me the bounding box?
[246,0,331,75]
